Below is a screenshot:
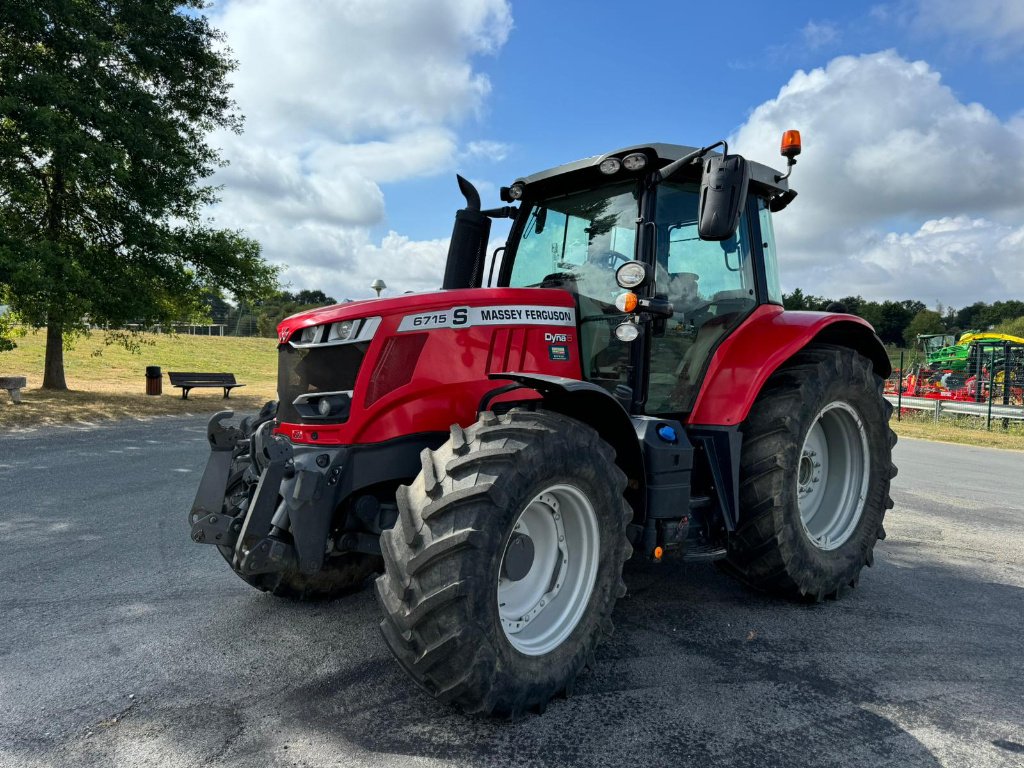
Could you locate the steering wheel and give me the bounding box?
[588,250,631,270]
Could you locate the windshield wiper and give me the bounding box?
[649,140,726,186]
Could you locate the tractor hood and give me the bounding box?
[276,287,576,345]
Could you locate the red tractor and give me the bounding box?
[189,133,897,716]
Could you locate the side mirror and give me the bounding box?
[698,154,750,241]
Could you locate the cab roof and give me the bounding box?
[513,142,790,200]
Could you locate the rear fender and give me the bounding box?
[688,306,890,427]
[488,373,645,518]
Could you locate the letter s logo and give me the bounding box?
[452,307,469,326]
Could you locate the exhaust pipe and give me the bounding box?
[441,175,491,290]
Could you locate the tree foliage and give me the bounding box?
[0,285,24,352]
[782,288,1024,347]
[205,289,341,337]
[995,316,1024,339]
[903,309,946,345]
[0,1,277,387]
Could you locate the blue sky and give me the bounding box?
[207,0,1024,305]
[384,0,1024,240]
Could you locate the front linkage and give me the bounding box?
[188,405,414,599]
[188,405,342,579]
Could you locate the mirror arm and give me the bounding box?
[481,206,518,219]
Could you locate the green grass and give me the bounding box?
[891,410,1024,451]
[1,329,277,429]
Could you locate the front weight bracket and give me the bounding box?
[189,411,242,526]
[190,512,244,547]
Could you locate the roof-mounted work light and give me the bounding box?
[775,129,801,182]
[781,130,801,159]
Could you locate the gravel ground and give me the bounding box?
[1,416,1022,767]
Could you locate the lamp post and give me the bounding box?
[371,278,386,298]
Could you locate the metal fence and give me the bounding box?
[885,343,1024,430]
[884,394,1024,428]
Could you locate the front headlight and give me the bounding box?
[328,320,358,342]
[615,261,649,289]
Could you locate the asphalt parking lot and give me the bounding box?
[1,415,1022,767]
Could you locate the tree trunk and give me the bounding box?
[42,322,67,390]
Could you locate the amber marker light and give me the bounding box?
[614,292,639,313]
[781,129,802,159]
[653,546,664,561]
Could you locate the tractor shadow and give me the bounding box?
[13,537,1021,768]
[268,543,1024,767]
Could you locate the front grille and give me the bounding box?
[364,333,428,407]
[277,342,368,424]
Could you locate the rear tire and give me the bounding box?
[723,344,897,600]
[375,409,632,716]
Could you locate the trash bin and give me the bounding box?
[146,365,162,396]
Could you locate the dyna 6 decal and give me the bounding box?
[397,305,576,332]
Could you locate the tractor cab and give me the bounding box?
[494,142,796,416]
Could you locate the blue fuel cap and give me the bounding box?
[657,424,677,443]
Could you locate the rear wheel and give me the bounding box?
[723,344,897,600]
[375,409,632,716]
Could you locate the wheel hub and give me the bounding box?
[497,486,600,656]
[797,401,871,551]
[501,533,536,582]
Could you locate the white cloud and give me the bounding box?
[913,0,1024,57]
[268,226,452,301]
[464,140,511,162]
[206,0,513,297]
[782,216,1024,304]
[732,51,1024,304]
[801,20,839,50]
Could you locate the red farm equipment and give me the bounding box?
[189,133,897,716]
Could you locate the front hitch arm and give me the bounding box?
[234,435,295,574]
[189,411,242,526]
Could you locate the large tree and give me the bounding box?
[0,1,276,389]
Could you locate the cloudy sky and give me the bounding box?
[205,0,1024,307]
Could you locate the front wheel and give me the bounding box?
[723,344,897,600]
[375,409,632,716]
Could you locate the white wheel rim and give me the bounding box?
[797,401,871,551]
[498,484,600,656]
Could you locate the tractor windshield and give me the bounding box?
[508,182,641,394]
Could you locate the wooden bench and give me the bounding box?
[0,376,26,404]
[168,372,245,400]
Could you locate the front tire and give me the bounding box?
[723,344,897,600]
[375,409,632,716]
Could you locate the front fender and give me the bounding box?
[688,306,889,427]
[488,373,646,518]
